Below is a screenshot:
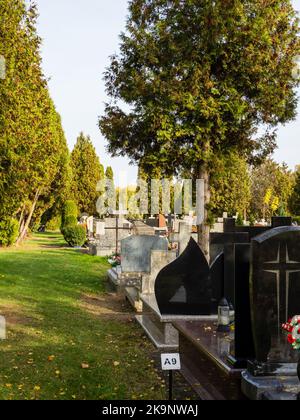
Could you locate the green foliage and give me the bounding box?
[62,225,86,247]
[62,215,78,228]
[0,1,70,240]
[249,214,256,227]
[0,217,19,247]
[236,214,244,227]
[209,153,251,217]
[71,133,104,215]
[46,215,62,232]
[105,166,114,181]
[250,159,295,219]
[61,200,78,231]
[289,168,300,216]
[100,0,300,181]
[63,200,78,219]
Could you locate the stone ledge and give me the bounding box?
[136,315,178,350]
[242,370,300,400]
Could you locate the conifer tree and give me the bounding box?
[71,133,104,215]
[100,0,300,258]
[0,1,71,242]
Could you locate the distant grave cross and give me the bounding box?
[263,243,300,329]
[169,222,192,255]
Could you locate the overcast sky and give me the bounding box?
[36,0,300,184]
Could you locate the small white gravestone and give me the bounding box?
[87,217,94,233]
[161,353,181,371]
[0,316,6,340]
[96,222,105,236]
[0,56,5,80]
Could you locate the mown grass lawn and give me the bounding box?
[0,233,166,400]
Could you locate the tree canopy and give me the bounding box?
[100,0,300,255]
[100,0,300,173]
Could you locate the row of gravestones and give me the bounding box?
[154,217,300,399]
[113,217,300,393]
[157,219,300,359]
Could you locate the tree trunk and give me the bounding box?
[18,204,25,228]
[197,165,210,262]
[17,190,40,244]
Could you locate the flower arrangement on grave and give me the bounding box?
[108,252,121,267]
[282,316,300,351]
[282,316,300,392]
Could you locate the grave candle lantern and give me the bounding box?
[217,297,230,333]
[229,302,235,325]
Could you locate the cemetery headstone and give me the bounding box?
[87,216,94,234]
[227,244,256,368]
[132,220,156,236]
[155,238,222,316]
[249,226,300,373]
[96,221,105,237]
[210,252,224,314]
[271,216,292,229]
[142,250,177,295]
[121,235,168,273]
[158,214,167,228]
[169,221,194,256]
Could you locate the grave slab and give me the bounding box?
[173,321,245,400]
[136,294,216,350]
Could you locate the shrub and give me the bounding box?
[46,215,62,232]
[63,200,78,217]
[61,200,79,234]
[62,225,86,247]
[0,218,19,247]
[63,215,78,228]
[61,200,78,227]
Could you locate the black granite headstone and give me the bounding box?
[224,218,236,233]
[271,216,292,229]
[210,232,249,306]
[250,226,300,373]
[210,252,224,314]
[227,244,256,368]
[155,238,213,315]
[210,232,249,258]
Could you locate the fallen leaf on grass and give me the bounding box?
[81,363,89,369]
[48,355,55,362]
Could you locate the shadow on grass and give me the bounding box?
[0,296,166,401]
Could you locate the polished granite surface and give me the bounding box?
[141,294,217,322]
[174,320,240,376]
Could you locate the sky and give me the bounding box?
[36,0,300,185]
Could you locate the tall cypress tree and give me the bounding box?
[71,133,104,215]
[0,0,71,241]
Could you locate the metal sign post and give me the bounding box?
[161,353,181,401]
